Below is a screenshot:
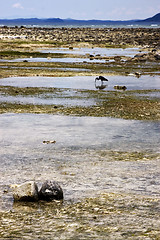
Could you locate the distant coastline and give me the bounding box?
[0,13,160,27]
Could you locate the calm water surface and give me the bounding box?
[0,113,159,210]
[1,47,144,64]
[7,57,108,63]
[41,47,144,57]
[1,75,160,90]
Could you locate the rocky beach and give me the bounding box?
[0,26,160,239]
[0,26,159,46]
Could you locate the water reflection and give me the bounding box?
[0,75,159,90]
[95,81,108,90]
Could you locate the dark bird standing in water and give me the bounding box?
[95,76,108,82]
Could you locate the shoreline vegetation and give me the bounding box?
[0,26,160,120]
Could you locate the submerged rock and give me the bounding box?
[39,180,63,201]
[11,181,39,202]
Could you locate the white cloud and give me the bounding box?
[12,3,24,9]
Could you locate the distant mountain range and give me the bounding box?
[0,13,160,26]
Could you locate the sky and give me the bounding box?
[0,0,160,20]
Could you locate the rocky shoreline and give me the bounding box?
[0,26,160,240]
[0,26,160,48]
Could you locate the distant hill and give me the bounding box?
[136,13,160,23]
[0,13,159,26]
[0,18,63,26]
[0,17,122,26]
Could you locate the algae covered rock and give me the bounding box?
[11,181,39,202]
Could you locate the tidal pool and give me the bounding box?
[8,57,107,63]
[0,95,95,106]
[1,75,160,90]
[41,47,144,57]
[0,66,91,72]
[0,113,159,206]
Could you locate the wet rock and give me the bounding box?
[154,53,160,60]
[43,140,56,144]
[39,180,63,201]
[133,53,147,61]
[133,50,160,62]
[114,85,127,90]
[135,72,141,77]
[114,56,121,61]
[11,181,39,202]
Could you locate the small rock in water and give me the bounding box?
[135,72,141,77]
[11,181,39,202]
[43,140,56,144]
[39,180,63,201]
[114,85,127,90]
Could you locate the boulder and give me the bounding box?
[39,180,63,201]
[11,181,39,202]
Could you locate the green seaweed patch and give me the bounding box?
[96,150,160,162]
[0,86,63,96]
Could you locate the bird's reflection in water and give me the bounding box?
[95,81,108,90]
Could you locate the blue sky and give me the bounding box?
[0,0,160,20]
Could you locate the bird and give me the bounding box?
[95,76,108,82]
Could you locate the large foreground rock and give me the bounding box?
[11,181,39,202]
[39,180,63,201]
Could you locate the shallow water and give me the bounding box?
[1,75,160,91]
[0,95,95,106]
[0,113,160,208]
[135,91,160,99]
[2,47,143,64]
[0,112,160,239]
[0,66,91,72]
[8,57,108,63]
[41,47,144,57]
